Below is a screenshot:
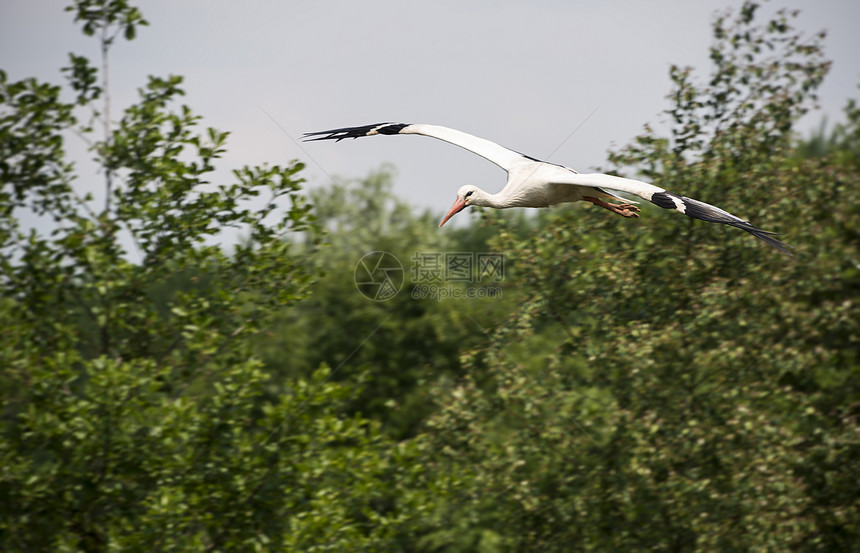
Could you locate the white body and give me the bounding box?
[402,124,661,208]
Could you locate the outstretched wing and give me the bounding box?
[562,172,793,255]
[303,122,529,172]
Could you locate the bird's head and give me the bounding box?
[439,185,481,227]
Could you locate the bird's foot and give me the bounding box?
[584,197,641,218]
[610,202,641,218]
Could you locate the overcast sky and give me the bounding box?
[2,1,859,223]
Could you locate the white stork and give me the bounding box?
[303,122,791,255]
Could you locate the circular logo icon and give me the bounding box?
[354,251,404,301]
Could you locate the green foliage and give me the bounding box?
[0,3,413,551]
[0,71,75,220]
[414,2,859,551]
[796,92,860,162]
[66,0,148,42]
[258,168,526,439]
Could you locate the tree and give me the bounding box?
[416,2,859,551]
[256,168,526,439]
[0,2,419,551]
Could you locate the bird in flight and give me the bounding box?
[303,122,791,255]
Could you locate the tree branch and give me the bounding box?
[101,24,113,216]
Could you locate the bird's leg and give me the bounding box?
[583,196,640,218]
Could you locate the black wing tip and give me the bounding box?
[709,218,795,256]
[735,224,794,256]
[302,122,410,142]
[651,191,793,255]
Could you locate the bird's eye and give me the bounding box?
[464,190,473,199]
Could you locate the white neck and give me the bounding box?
[472,188,513,209]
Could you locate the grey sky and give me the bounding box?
[2,1,858,223]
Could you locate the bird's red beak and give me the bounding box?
[439,198,467,227]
